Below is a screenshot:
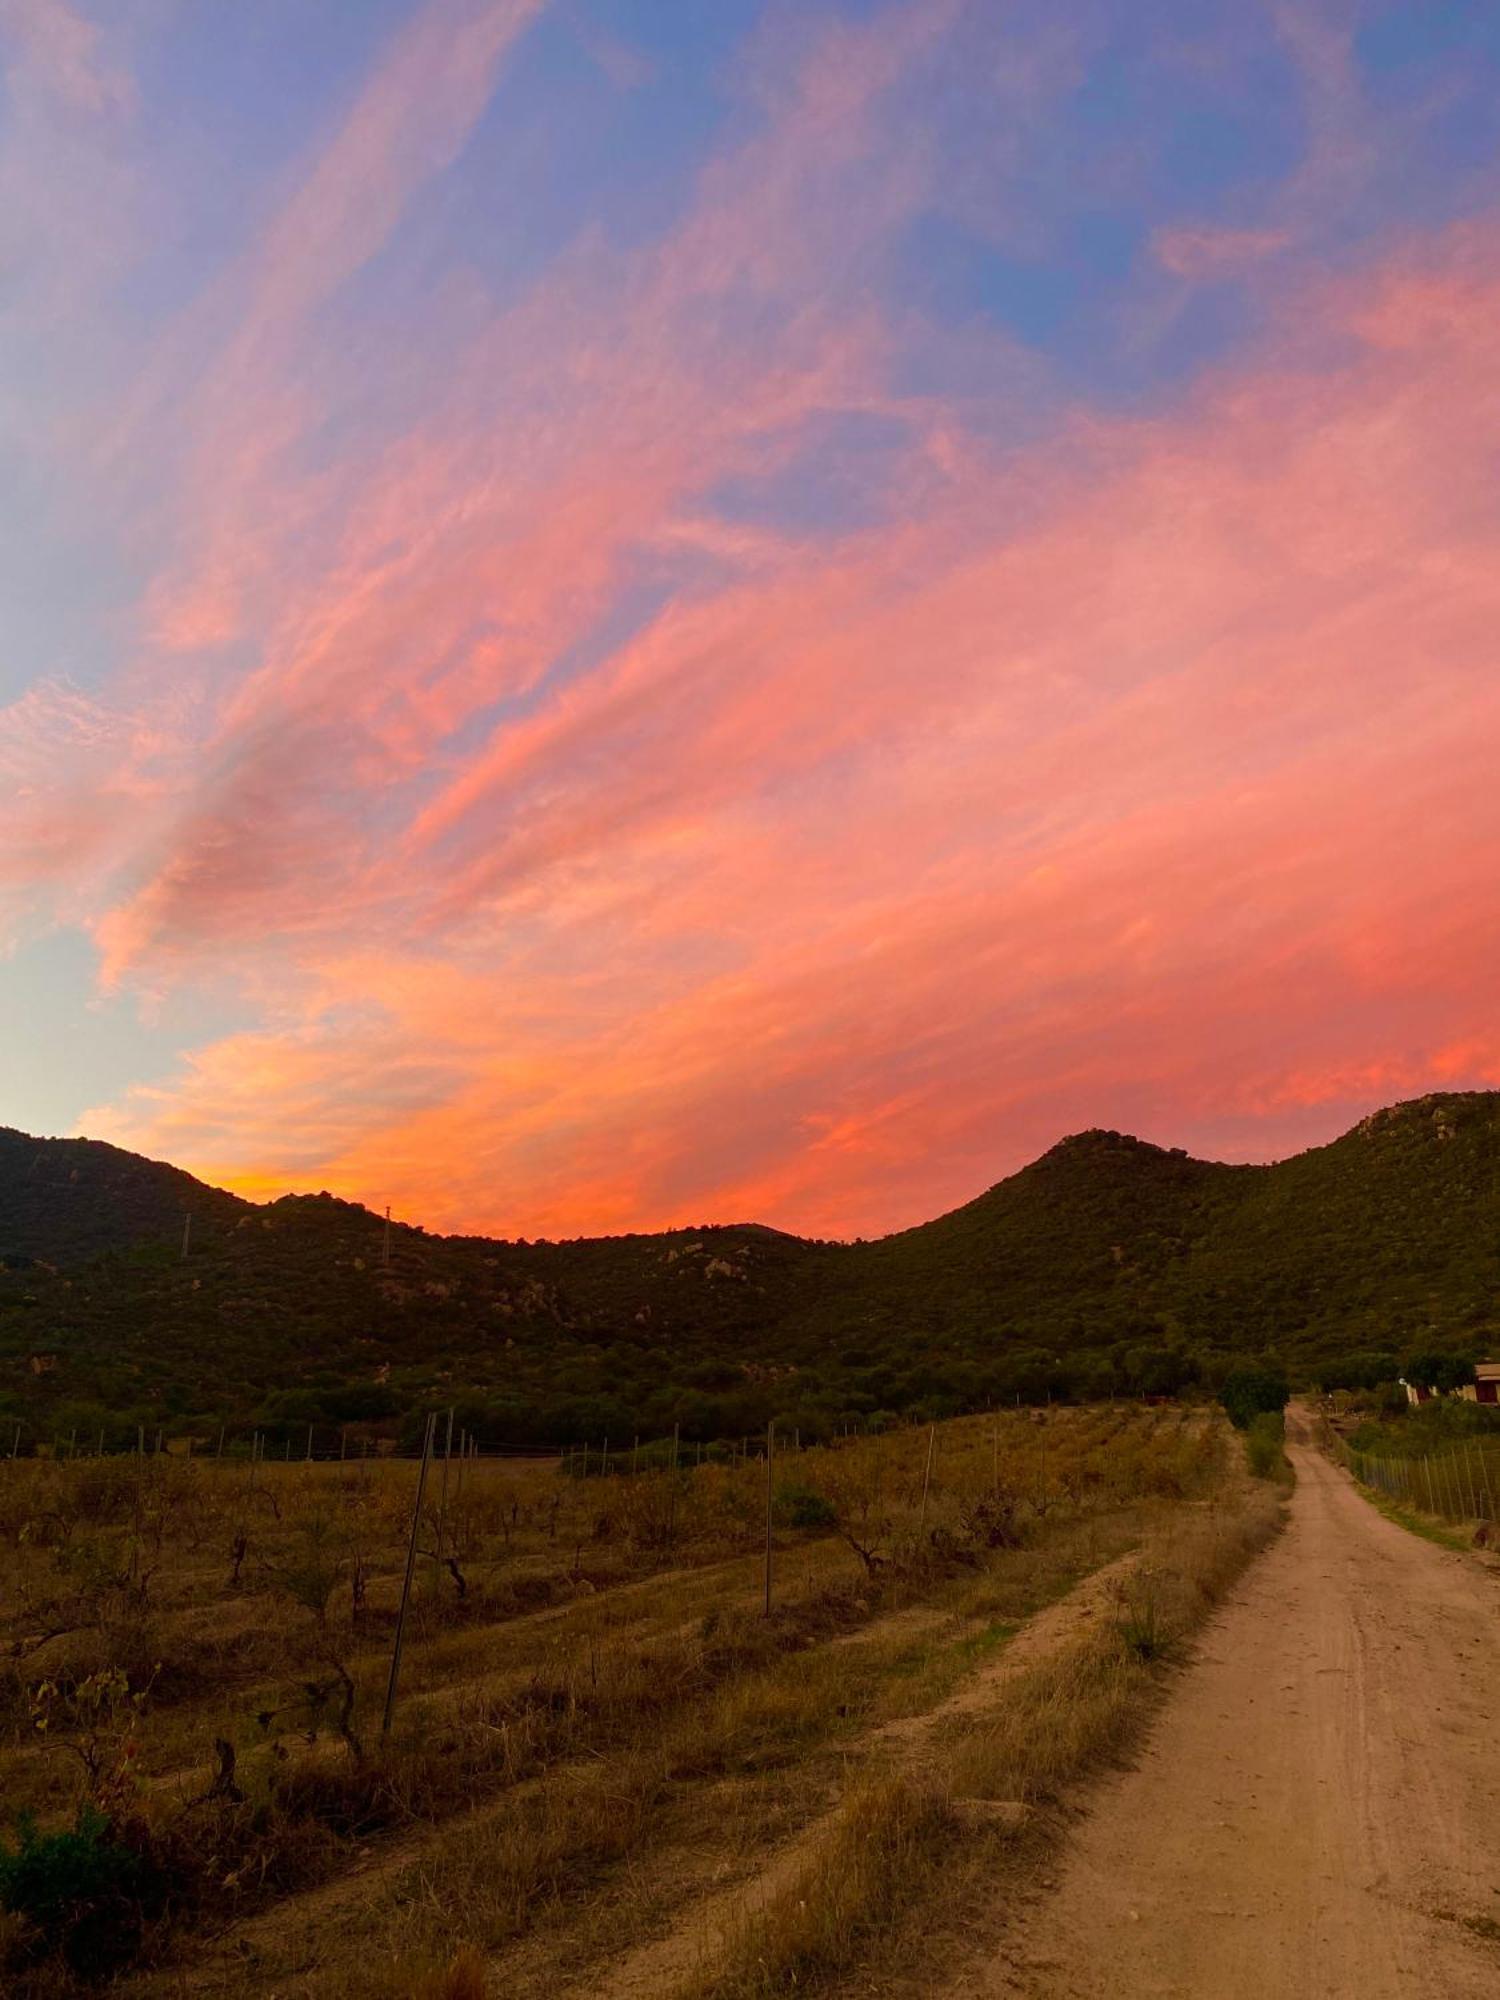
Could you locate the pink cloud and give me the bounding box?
[27,17,1500,1237]
[0,0,132,115]
[85,211,1500,1224]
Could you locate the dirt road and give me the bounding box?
[980,1420,1500,1998]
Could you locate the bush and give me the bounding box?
[1244,1412,1285,1480]
[776,1485,837,1530]
[0,1808,166,1977]
[1219,1367,1289,1431]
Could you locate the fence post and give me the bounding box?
[437,1407,455,1559]
[763,1421,775,1617]
[919,1422,937,1535]
[383,1412,437,1738]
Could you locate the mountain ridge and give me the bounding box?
[2,1091,1497,1444]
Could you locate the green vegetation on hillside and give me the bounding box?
[2,1091,1499,1446]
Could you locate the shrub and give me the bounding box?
[776,1485,837,1530]
[0,1808,166,1977]
[1114,1576,1170,1661]
[1219,1367,1289,1431]
[1244,1412,1285,1480]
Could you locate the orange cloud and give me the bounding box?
[30,16,1500,1238]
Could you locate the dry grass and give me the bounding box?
[686,1473,1286,2000]
[0,1407,1240,1996]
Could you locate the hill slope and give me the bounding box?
[2,1093,1498,1444]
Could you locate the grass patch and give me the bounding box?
[1351,1485,1472,1554]
[679,1475,1285,2000]
[1244,1412,1288,1482]
[0,1407,1238,1995]
[689,1777,959,2000]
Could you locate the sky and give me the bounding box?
[5,0,1500,1241]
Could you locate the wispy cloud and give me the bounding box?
[12,0,1500,1233]
[84,211,1500,1231]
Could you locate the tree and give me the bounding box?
[1218,1366,1289,1431]
[1403,1351,1475,1396]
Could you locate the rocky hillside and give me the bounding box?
[2,1093,1498,1445]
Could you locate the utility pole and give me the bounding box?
[181,1212,191,1261]
[383,1205,392,1269]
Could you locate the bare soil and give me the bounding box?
[971,1418,1500,1998]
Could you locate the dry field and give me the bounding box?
[0,1407,1282,1997]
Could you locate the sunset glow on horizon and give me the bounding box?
[6,1,1500,1239]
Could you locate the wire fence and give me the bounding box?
[0,1417,806,1470]
[0,1422,564,1465]
[1338,1434,1499,1524]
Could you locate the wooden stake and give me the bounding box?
[383,1412,437,1738]
[763,1420,775,1617]
[918,1422,937,1535]
[437,1407,455,1559]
